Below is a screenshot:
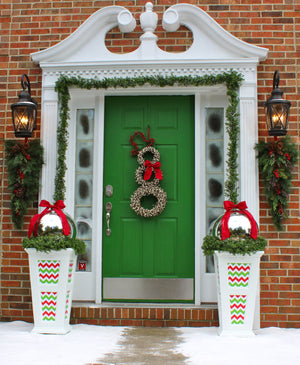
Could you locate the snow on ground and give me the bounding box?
[0,321,122,365]
[179,326,300,365]
[1,321,300,365]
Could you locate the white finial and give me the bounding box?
[145,2,153,12]
[140,2,158,33]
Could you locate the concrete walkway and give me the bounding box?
[91,327,188,365]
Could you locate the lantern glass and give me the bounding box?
[10,74,37,138]
[264,70,291,137]
[265,101,290,136]
[11,102,37,138]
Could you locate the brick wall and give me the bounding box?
[1,0,299,328]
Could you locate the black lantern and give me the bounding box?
[11,74,37,138]
[264,70,291,136]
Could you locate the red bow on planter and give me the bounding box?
[144,160,163,181]
[221,200,258,241]
[28,200,71,238]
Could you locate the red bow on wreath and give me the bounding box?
[144,160,163,181]
[28,200,71,238]
[221,200,258,241]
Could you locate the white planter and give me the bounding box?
[214,251,264,337]
[25,248,76,334]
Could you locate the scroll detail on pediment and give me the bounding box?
[31,2,268,64]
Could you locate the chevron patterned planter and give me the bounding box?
[25,248,76,334]
[214,251,264,337]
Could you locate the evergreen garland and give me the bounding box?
[255,136,298,230]
[5,139,44,229]
[224,80,240,203]
[54,71,243,201]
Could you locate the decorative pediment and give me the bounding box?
[31,2,268,65]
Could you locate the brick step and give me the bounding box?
[70,305,219,327]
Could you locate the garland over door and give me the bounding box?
[102,95,195,302]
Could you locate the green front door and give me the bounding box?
[102,95,195,302]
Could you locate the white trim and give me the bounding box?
[95,93,105,303]
[194,92,202,306]
[199,94,229,303]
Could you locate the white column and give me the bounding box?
[40,87,58,205]
[239,83,259,223]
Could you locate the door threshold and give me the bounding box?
[72,301,217,309]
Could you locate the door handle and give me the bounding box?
[105,202,112,236]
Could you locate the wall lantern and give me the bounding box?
[11,74,37,138]
[264,70,291,137]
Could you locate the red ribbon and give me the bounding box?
[221,200,258,241]
[28,200,71,238]
[144,160,163,181]
[130,129,155,156]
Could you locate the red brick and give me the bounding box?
[98,319,119,326]
[120,319,143,326]
[1,0,300,330]
[144,320,164,327]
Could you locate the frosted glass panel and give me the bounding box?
[205,108,224,273]
[76,109,94,139]
[75,109,94,272]
[206,174,224,206]
[206,141,224,172]
[76,141,93,172]
[206,108,224,139]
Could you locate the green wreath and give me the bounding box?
[5,139,44,229]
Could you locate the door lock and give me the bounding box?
[105,185,113,197]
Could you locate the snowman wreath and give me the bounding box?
[130,130,167,218]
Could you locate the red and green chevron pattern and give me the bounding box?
[38,260,60,284]
[65,290,71,320]
[68,261,74,283]
[227,263,251,287]
[41,292,57,321]
[230,295,246,325]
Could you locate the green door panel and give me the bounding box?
[102,95,195,301]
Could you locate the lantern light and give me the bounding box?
[11,74,37,138]
[264,70,291,137]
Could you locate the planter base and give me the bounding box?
[26,248,76,335]
[214,251,264,337]
[31,325,71,335]
[218,328,255,337]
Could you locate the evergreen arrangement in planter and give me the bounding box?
[22,234,86,255]
[202,234,267,257]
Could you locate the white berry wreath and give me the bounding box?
[130,185,167,218]
[129,132,167,218]
[137,146,160,165]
